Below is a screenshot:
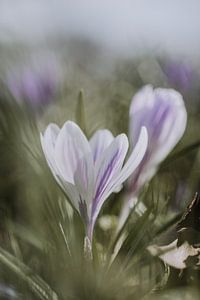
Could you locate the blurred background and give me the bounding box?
[1,0,200,55]
[0,0,200,124]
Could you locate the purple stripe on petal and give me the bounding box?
[78,196,89,225]
[92,150,119,216]
[150,103,171,141]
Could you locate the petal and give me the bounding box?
[89,130,122,193]
[74,153,95,212]
[129,86,187,191]
[89,129,114,163]
[54,169,90,222]
[40,123,60,174]
[60,180,80,212]
[129,85,154,148]
[112,127,148,188]
[54,121,91,183]
[96,127,147,220]
[41,124,83,213]
[90,134,129,223]
[129,85,155,116]
[129,86,187,159]
[152,88,187,164]
[88,128,147,236]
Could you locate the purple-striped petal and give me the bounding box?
[151,88,187,164]
[97,127,148,208]
[89,128,148,237]
[89,134,129,232]
[74,153,95,215]
[129,85,187,195]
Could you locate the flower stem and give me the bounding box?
[84,236,93,261]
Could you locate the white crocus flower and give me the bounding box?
[117,85,187,232]
[128,85,187,196]
[41,121,148,242]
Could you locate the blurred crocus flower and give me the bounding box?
[128,85,187,197]
[7,63,60,110]
[41,121,148,242]
[164,60,194,91]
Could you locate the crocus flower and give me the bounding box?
[41,121,148,242]
[7,64,59,110]
[128,85,187,197]
[163,60,194,91]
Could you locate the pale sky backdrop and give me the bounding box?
[0,0,200,57]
